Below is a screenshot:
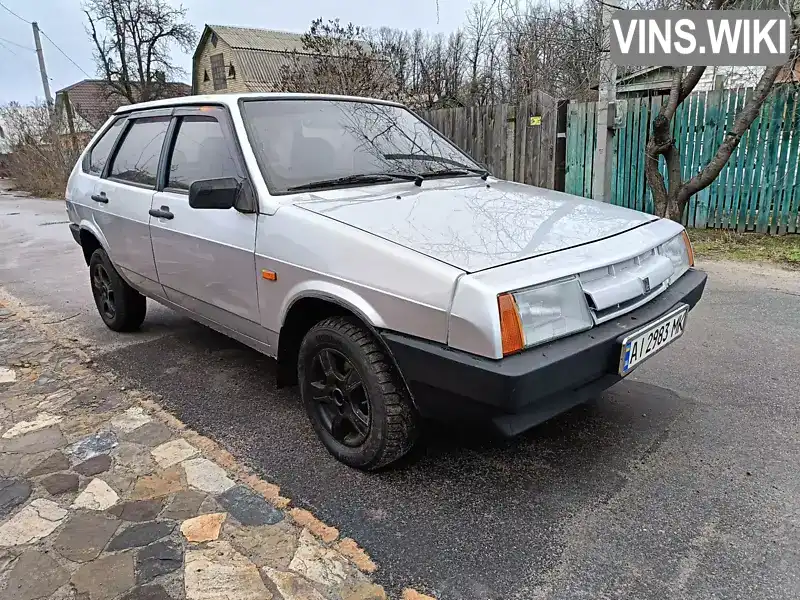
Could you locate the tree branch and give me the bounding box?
[645,144,669,217]
[679,64,783,203]
[662,67,683,120]
[83,0,196,104]
[678,66,706,103]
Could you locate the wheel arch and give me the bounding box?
[276,291,411,399]
[76,221,110,266]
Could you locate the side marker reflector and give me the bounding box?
[498,293,524,356]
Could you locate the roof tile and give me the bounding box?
[209,25,306,52]
[54,80,190,129]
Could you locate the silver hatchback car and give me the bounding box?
[65,93,706,470]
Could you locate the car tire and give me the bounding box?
[89,248,146,332]
[298,316,419,470]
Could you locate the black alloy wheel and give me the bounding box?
[308,348,371,447]
[91,262,116,321]
[297,316,419,470]
[88,248,147,332]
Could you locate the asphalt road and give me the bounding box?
[2,193,799,600]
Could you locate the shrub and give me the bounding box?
[0,102,84,198]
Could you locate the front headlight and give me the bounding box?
[498,277,593,355]
[660,231,694,283]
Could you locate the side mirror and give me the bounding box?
[189,177,239,210]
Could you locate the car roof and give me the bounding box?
[114,92,406,115]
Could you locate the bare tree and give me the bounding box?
[496,0,604,101]
[371,27,412,98]
[0,102,81,197]
[465,0,498,104]
[645,3,800,220]
[83,0,196,104]
[284,1,606,108]
[280,19,399,99]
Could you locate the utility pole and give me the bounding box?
[592,2,618,203]
[32,22,54,108]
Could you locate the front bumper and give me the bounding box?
[382,268,707,437]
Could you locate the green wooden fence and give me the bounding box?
[566,88,800,234]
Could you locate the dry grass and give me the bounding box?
[688,228,800,269]
[4,144,81,199]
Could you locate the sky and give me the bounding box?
[0,0,471,104]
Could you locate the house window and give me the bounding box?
[203,70,210,82]
[211,32,218,48]
[210,53,227,90]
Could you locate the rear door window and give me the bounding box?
[109,117,170,188]
[166,116,239,191]
[87,119,125,175]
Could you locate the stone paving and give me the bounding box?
[0,295,433,600]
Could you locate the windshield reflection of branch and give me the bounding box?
[336,102,469,173]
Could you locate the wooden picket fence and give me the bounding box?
[420,91,559,189]
[566,87,800,234]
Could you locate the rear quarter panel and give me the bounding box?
[255,205,463,344]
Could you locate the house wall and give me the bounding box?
[615,66,766,97]
[194,36,250,94]
[695,66,764,91]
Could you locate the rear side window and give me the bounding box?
[109,117,170,187]
[166,116,238,191]
[87,119,125,175]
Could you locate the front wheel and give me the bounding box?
[89,248,146,332]
[298,316,419,470]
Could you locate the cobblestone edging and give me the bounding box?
[0,292,436,600]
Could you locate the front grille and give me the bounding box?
[591,282,666,322]
[579,246,672,324]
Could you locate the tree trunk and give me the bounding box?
[645,63,788,223]
[644,113,673,218]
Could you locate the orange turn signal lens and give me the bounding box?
[261,269,277,281]
[498,293,525,356]
[682,230,695,266]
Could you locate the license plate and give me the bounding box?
[619,305,689,376]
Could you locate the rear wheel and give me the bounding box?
[89,248,146,332]
[298,316,419,470]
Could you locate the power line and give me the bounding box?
[0,39,18,55]
[39,29,93,78]
[0,36,34,51]
[0,1,30,23]
[0,2,94,80]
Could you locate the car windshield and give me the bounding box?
[240,99,483,193]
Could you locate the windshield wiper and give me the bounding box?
[419,168,472,179]
[286,172,418,192]
[383,153,489,179]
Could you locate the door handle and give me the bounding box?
[149,206,174,220]
[91,193,108,203]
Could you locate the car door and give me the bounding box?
[92,113,172,298]
[149,105,261,332]
[68,117,125,247]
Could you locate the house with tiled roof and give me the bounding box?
[53,79,191,136]
[192,25,317,94]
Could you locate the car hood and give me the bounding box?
[294,178,658,272]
